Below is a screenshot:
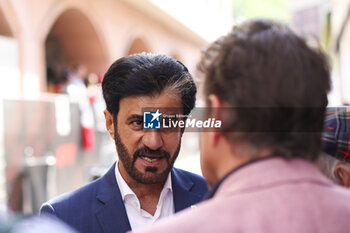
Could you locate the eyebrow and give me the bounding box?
[126,114,142,122]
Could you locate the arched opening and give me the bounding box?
[45,9,108,93]
[127,37,151,55]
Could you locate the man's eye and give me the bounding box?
[131,120,142,128]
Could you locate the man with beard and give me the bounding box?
[40,53,208,233]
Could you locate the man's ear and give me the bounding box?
[104,110,115,140]
[334,164,350,187]
[206,94,223,147]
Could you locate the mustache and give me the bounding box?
[133,147,171,159]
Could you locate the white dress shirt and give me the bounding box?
[115,161,175,231]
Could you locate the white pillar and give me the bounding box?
[18,31,46,97]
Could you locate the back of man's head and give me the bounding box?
[199,19,331,161]
[102,52,196,117]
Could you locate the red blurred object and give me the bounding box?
[56,143,78,168]
[98,74,104,83]
[88,95,97,104]
[82,126,95,151]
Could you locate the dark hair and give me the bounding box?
[199,19,331,161]
[102,52,196,116]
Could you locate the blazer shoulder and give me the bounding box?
[40,178,102,217]
[43,163,118,212]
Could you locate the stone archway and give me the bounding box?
[0,8,12,37]
[45,8,108,92]
[127,37,151,55]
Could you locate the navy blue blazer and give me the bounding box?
[40,163,208,233]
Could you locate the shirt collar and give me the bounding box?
[115,159,173,201]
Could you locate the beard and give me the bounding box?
[114,127,181,184]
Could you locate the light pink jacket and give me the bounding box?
[134,158,350,233]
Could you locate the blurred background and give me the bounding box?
[0,0,348,216]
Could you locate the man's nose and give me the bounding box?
[142,130,163,150]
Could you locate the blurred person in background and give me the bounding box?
[40,53,208,233]
[86,72,101,104]
[66,64,88,96]
[318,107,350,187]
[47,66,68,93]
[134,19,350,233]
[66,63,95,151]
[87,73,107,133]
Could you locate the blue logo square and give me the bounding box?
[143,110,161,129]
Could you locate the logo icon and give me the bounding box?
[143,109,161,129]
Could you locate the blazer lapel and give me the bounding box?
[171,168,202,212]
[95,163,132,233]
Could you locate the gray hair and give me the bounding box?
[318,152,350,183]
